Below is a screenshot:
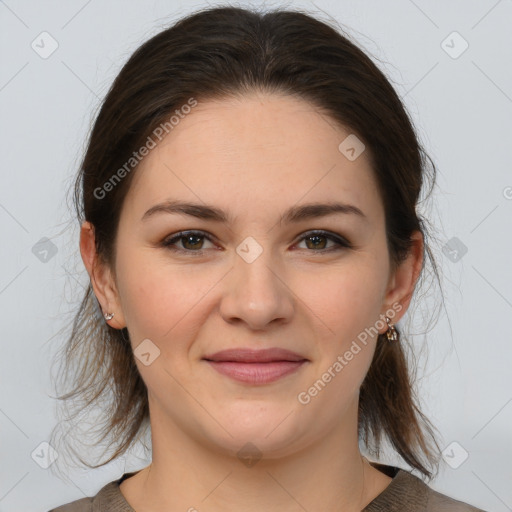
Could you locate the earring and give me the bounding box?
[385,316,398,342]
[104,312,114,321]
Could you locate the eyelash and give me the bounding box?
[161,230,352,255]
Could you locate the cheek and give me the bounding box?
[294,258,386,399]
[299,259,387,343]
[115,249,219,342]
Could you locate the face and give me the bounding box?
[83,92,419,460]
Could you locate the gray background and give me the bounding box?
[1,0,511,511]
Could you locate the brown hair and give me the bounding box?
[50,5,443,480]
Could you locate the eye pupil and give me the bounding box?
[183,234,203,250]
[306,235,327,250]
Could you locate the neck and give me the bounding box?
[121,399,391,512]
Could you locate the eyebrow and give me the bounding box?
[141,200,367,224]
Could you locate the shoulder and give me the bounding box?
[47,471,137,512]
[365,465,488,511]
[426,485,487,511]
[398,468,487,511]
[47,497,92,512]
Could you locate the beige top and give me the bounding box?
[48,464,486,511]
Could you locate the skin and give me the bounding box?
[80,91,423,511]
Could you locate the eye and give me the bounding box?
[294,230,352,253]
[161,231,216,254]
[161,229,351,255]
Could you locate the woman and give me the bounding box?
[49,5,486,511]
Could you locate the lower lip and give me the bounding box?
[205,360,306,384]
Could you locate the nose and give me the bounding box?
[219,246,295,331]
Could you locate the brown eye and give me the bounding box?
[161,229,351,255]
[180,233,204,250]
[162,231,215,253]
[304,234,329,250]
[295,231,351,252]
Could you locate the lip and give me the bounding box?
[202,348,308,385]
[203,347,307,363]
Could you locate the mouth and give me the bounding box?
[202,348,308,385]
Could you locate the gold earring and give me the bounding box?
[385,316,398,342]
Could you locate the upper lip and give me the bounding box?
[203,348,307,363]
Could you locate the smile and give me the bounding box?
[204,360,307,385]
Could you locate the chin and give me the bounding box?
[206,429,309,464]
[199,404,312,460]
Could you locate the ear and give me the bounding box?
[378,230,424,333]
[79,220,127,329]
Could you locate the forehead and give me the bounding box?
[122,92,382,224]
